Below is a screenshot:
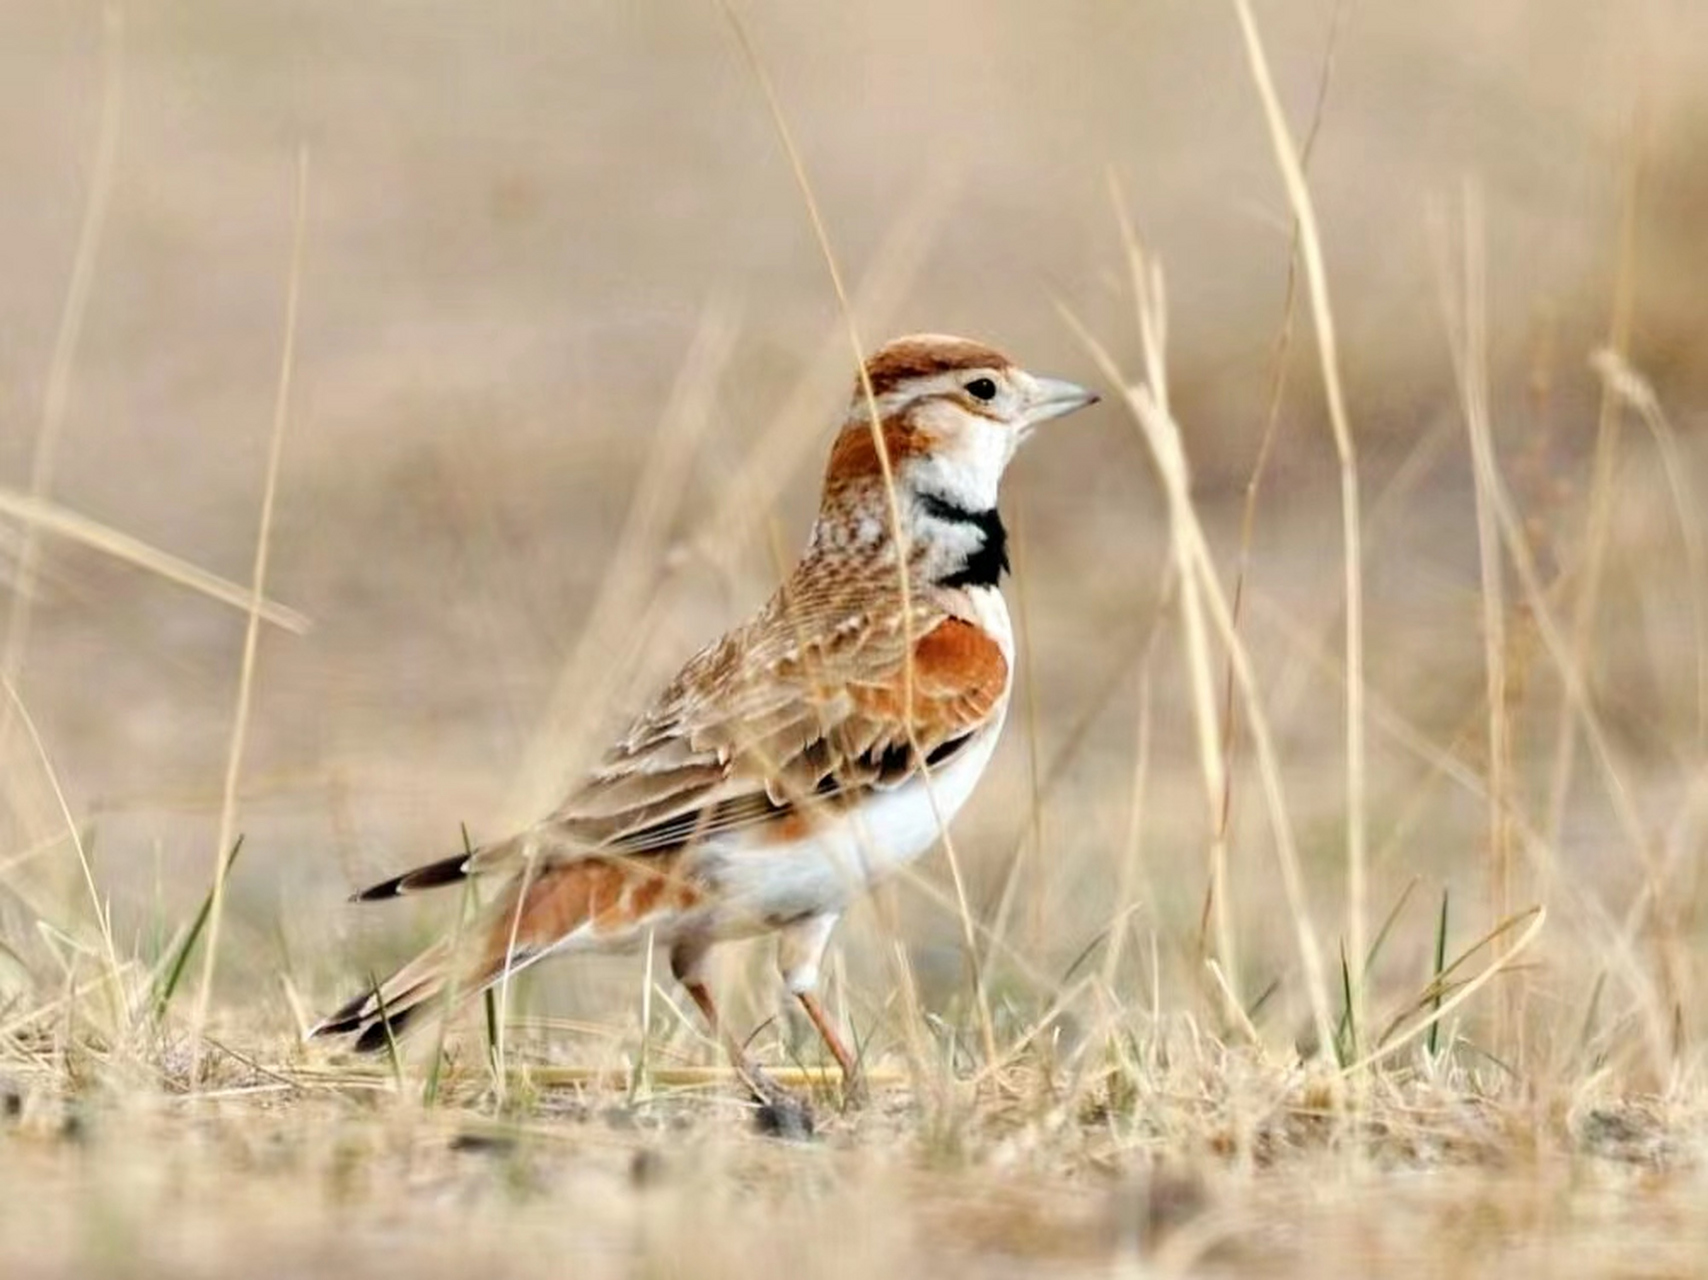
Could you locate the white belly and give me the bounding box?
[698,587,1013,933]
[701,710,1006,930]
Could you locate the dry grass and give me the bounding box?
[5,2,1708,1276]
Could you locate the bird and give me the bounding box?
[310,333,1098,1117]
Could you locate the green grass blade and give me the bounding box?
[149,834,245,1020]
[367,971,405,1091]
[1244,975,1282,1028]
[1335,938,1356,1066]
[1427,888,1449,1056]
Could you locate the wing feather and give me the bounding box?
[546,590,1009,856]
[358,583,1011,895]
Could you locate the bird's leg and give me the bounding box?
[777,912,865,1106]
[794,989,866,1105]
[681,979,769,1097]
[672,937,812,1135]
[682,978,812,1134]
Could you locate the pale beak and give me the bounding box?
[1023,374,1100,428]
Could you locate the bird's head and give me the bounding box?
[822,333,1098,514]
[810,334,1098,586]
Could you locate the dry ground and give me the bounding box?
[4,2,1708,1276]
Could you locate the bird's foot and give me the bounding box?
[736,1057,815,1140]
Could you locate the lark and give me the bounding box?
[311,334,1098,1114]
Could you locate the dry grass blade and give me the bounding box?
[1433,204,1677,1075]
[1352,905,1546,1073]
[1216,0,1347,1005]
[1245,588,1647,1022]
[289,1061,914,1091]
[1093,585,1168,1017]
[509,303,741,809]
[1545,99,1647,849]
[2,5,124,687]
[0,673,124,1017]
[187,148,310,1083]
[491,844,543,1100]
[1589,348,1708,751]
[1060,293,1337,1064]
[1232,0,1368,1055]
[1103,178,1234,1012]
[698,182,951,561]
[1435,185,1518,1051]
[424,844,484,1107]
[0,491,310,634]
[1441,253,1659,882]
[0,9,304,674]
[1206,957,1262,1046]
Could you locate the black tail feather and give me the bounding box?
[352,851,473,902]
[307,937,457,1051]
[352,1002,424,1053]
[313,989,371,1037]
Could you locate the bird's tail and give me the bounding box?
[309,935,468,1052]
[309,853,696,1053]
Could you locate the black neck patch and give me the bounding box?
[918,492,1009,590]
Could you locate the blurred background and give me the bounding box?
[2,0,1706,1062]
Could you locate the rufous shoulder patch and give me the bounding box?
[849,615,1009,731]
[911,616,1008,709]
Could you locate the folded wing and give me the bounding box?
[348,587,1008,899]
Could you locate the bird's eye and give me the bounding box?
[964,377,998,402]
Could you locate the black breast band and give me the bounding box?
[918,492,1009,589]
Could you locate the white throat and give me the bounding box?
[895,399,1015,512]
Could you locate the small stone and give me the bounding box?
[753,1097,815,1141]
[629,1148,667,1188]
